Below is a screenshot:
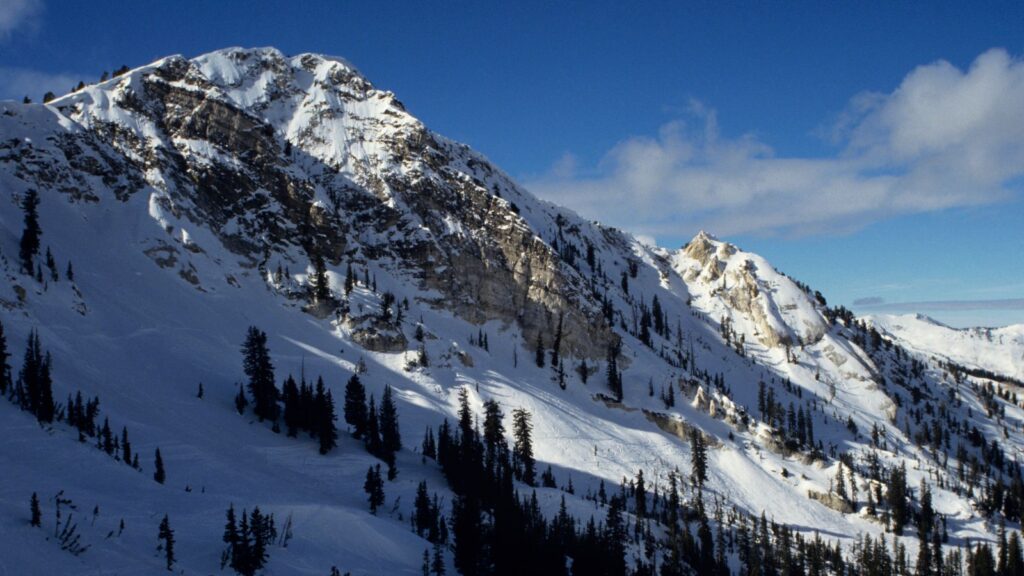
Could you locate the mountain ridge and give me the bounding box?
[0,47,1020,575]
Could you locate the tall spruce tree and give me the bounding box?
[512,407,535,486]
[379,385,401,477]
[18,330,54,423]
[154,448,166,484]
[343,374,368,438]
[30,492,41,527]
[365,395,382,456]
[316,379,338,455]
[365,465,385,514]
[606,341,622,401]
[311,252,330,302]
[158,514,175,570]
[690,428,708,489]
[241,327,278,422]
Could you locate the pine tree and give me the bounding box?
[241,326,278,422]
[432,541,446,575]
[344,262,355,295]
[414,480,432,536]
[45,247,58,281]
[343,374,368,438]
[690,428,708,489]
[1005,530,1024,576]
[365,395,382,456]
[282,375,300,436]
[18,331,54,423]
[158,514,175,570]
[222,504,239,570]
[379,385,401,477]
[154,448,166,484]
[606,341,622,401]
[550,315,563,368]
[316,380,338,455]
[887,462,909,535]
[235,384,248,415]
[121,427,132,466]
[19,189,41,274]
[311,252,330,302]
[512,408,535,486]
[30,492,41,527]
[534,333,545,368]
[365,465,385,514]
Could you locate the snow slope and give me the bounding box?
[0,47,1019,574]
[869,313,1024,382]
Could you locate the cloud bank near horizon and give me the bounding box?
[527,49,1024,240]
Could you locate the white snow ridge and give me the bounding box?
[0,48,1020,575]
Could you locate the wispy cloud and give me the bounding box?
[0,66,82,102]
[0,0,42,39]
[527,49,1024,239]
[854,298,1024,312]
[853,297,885,306]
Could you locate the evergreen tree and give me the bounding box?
[414,480,432,536]
[241,327,278,421]
[158,514,175,570]
[1005,530,1024,576]
[19,189,41,274]
[887,462,909,535]
[18,330,54,423]
[365,395,382,456]
[380,383,399,473]
[154,448,166,484]
[234,384,248,415]
[534,333,545,368]
[30,492,41,527]
[606,341,622,401]
[432,541,446,575]
[365,465,385,514]
[550,315,563,368]
[311,252,330,302]
[451,493,485,576]
[512,408,535,486]
[281,375,299,436]
[635,469,647,518]
[344,262,355,295]
[343,374,368,438]
[121,427,132,466]
[690,428,708,489]
[316,379,338,455]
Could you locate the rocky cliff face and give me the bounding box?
[674,231,828,348]
[12,47,616,358]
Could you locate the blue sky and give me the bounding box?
[2,1,1022,327]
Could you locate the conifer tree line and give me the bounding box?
[343,373,402,478]
[221,504,278,576]
[237,326,339,456]
[0,320,161,477]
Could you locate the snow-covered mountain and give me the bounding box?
[1,47,1020,575]
[869,314,1024,383]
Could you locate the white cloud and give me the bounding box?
[0,0,42,39]
[527,49,1024,240]
[0,66,81,102]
